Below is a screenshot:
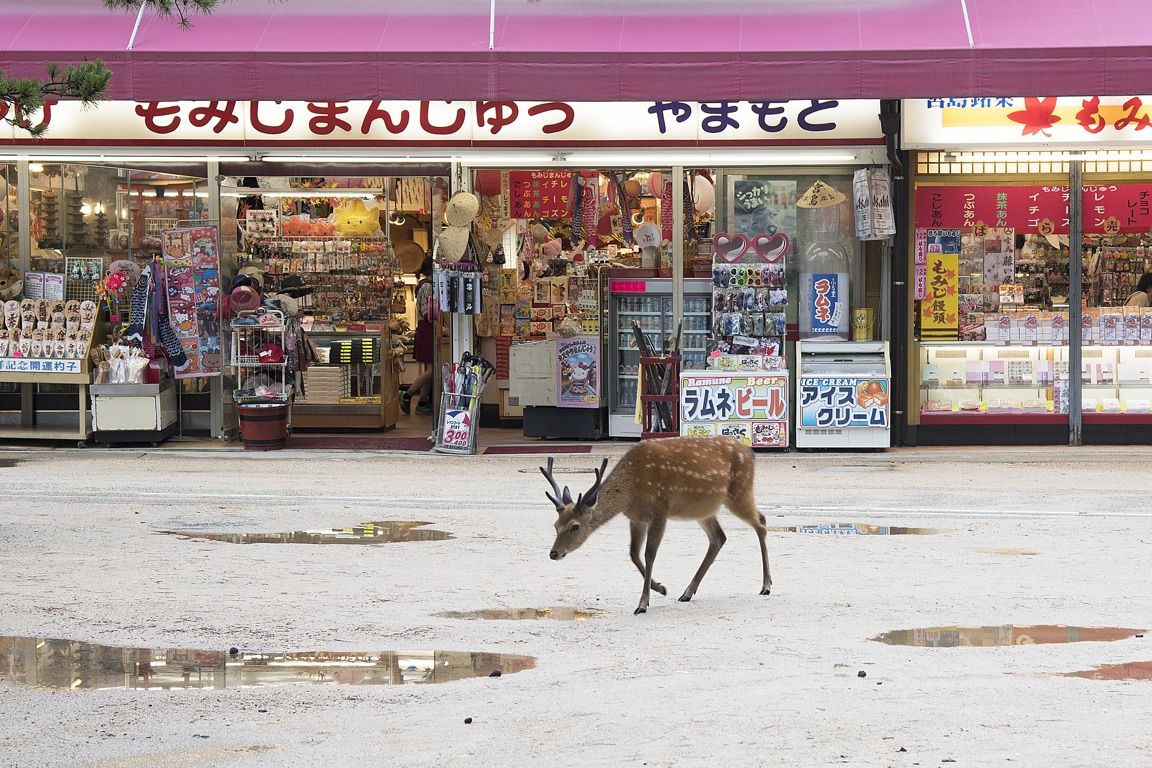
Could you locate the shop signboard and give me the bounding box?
[0,358,81,374]
[797,377,890,429]
[440,407,473,449]
[915,184,1152,234]
[903,96,1152,149]
[2,100,883,147]
[509,170,571,219]
[919,251,959,341]
[556,336,600,409]
[679,371,788,448]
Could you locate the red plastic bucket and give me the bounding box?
[238,402,289,451]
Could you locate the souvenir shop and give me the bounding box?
[902,96,1152,445]
[0,96,896,449]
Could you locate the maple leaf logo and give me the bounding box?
[1008,97,1061,137]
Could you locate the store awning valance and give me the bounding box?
[2,0,1152,102]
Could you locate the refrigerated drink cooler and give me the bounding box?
[795,341,891,448]
[605,276,713,438]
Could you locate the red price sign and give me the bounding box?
[442,409,472,448]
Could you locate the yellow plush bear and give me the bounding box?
[332,198,380,237]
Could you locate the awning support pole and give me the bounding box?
[489,0,496,50]
[1068,157,1083,446]
[127,1,148,50]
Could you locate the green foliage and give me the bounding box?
[103,0,221,29]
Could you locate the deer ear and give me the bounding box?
[562,486,573,505]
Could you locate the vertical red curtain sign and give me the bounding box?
[161,226,223,379]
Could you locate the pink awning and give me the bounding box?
[2,0,1151,101]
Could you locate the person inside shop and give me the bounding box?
[401,255,435,416]
[1125,273,1152,307]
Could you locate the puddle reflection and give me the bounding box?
[160,520,453,545]
[0,459,19,468]
[1065,661,1152,681]
[436,607,608,621]
[874,625,1145,647]
[0,636,533,690]
[768,523,949,536]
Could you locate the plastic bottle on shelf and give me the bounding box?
[798,204,851,341]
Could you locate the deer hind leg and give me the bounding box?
[678,516,726,603]
[629,520,667,597]
[727,493,773,595]
[634,517,667,615]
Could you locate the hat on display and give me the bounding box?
[634,222,661,249]
[437,226,470,263]
[257,342,285,364]
[265,293,300,317]
[394,239,426,274]
[229,285,262,314]
[444,191,480,227]
[237,265,266,290]
[276,275,314,298]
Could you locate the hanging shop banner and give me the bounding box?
[798,377,890,429]
[2,100,883,147]
[852,168,896,240]
[808,273,847,336]
[903,96,1152,149]
[161,226,223,379]
[913,229,929,301]
[679,372,789,448]
[914,184,1152,234]
[509,171,571,219]
[556,336,601,409]
[919,251,959,341]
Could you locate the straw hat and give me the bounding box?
[437,226,471,263]
[444,192,480,227]
[394,240,426,274]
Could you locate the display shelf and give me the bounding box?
[294,328,396,429]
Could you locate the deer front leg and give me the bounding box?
[635,517,667,615]
[629,520,666,597]
[678,517,726,603]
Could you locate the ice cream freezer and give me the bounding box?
[795,341,891,448]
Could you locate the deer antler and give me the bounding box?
[581,458,610,508]
[540,457,567,510]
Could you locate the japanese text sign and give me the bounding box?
[798,377,890,429]
[679,372,789,448]
[919,251,959,341]
[510,171,571,219]
[915,184,1152,234]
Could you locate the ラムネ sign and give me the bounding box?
[679,372,789,448]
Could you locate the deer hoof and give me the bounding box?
[677,594,692,603]
[652,582,667,596]
[633,605,648,615]
[759,587,772,595]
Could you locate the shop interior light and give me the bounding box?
[557,151,859,166]
[0,154,251,164]
[258,154,557,167]
[946,150,1152,163]
[221,188,382,199]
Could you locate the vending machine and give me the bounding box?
[605,275,712,438]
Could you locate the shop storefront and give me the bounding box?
[902,96,1152,445]
[0,97,892,447]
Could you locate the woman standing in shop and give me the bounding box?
[1125,273,1152,307]
[401,255,435,415]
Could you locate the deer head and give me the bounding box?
[541,457,609,560]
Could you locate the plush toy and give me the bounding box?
[0,267,22,300]
[332,198,380,237]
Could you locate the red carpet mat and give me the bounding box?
[285,436,432,451]
[483,445,592,455]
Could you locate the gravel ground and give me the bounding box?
[1,444,1150,768]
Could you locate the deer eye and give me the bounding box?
[569,522,581,532]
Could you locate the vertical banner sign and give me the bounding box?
[508,170,573,219]
[852,168,896,240]
[798,377,890,428]
[809,273,846,335]
[162,226,223,379]
[679,372,789,447]
[556,336,601,408]
[913,229,929,300]
[919,251,959,341]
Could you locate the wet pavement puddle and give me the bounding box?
[818,466,891,473]
[873,625,1146,647]
[436,607,609,621]
[1064,661,1152,681]
[988,548,1039,556]
[768,523,950,536]
[159,520,453,545]
[0,636,533,690]
[0,458,20,468]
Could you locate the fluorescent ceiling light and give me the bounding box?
[0,154,250,163]
[560,152,858,166]
[260,154,554,167]
[221,189,381,199]
[947,150,1152,163]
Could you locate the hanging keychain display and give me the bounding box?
[435,263,484,316]
[709,232,790,357]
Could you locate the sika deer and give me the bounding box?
[541,435,771,614]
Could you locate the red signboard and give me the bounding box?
[915,184,1152,234]
[508,170,572,220]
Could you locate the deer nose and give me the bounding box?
[549,550,560,560]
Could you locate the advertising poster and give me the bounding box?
[808,272,847,335]
[679,372,789,447]
[556,336,600,408]
[919,251,959,341]
[727,178,797,263]
[798,377,890,429]
[162,226,223,379]
[508,170,572,219]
